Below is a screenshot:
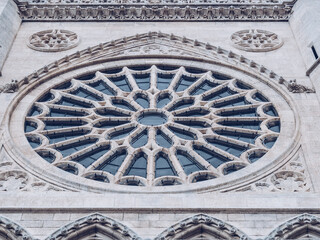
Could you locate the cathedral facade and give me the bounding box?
[0,0,320,239]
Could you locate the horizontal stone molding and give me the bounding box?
[15,1,296,21]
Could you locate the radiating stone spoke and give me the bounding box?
[25,64,281,186]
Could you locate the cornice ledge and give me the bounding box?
[14,0,297,21]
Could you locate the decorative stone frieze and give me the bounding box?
[266,214,320,240]
[0,140,66,192]
[27,29,79,52]
[231,29,283,52]
[21,0,296,3]
[45,213,140,240]
[15,0,296,21]
[155,214,249,240]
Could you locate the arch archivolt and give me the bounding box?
[155,214,249,240]
[0,215,33,240]
[45,213,140,240]
[266,214,320,240]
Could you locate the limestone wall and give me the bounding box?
[0,3,320,240]
[0,0,21,77]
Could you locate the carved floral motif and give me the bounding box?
[231,29,283,52]
[235,151,311,193]
[0,171,28,191]
[0,145,65,192]
[27,29,79,52]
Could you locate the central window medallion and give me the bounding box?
[24,64,281,187]
[137,111,168,126]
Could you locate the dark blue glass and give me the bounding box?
[190,81,218,95]
[131,130,148,148]
[125,153,147,178]
[57,97,94,108]
[193,145,229,168]
[71,88,103,101]
[155,153,177,178]
[72,145,110,168]
[109,127,136,140]
[108,75,131,92]
[176,150,205,175]
[157,74,173,90]
[169,99,194,111]
[88,81,115,96]
[202,88,236,101]
[96,150,127,175]
[206,139,247,158]
[134,74,150,90]
[176,75,197,92]
[46,130,89,144]
[218,120,261,130]
[55,139,98,157]
[156,131,172,148]
[168,126,196,140]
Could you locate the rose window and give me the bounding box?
[24,65,281,186]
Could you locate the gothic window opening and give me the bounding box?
[23,63,283,187]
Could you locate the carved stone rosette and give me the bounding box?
[233,150,311,193]
[27,29,80,52]
[231,29,283,52]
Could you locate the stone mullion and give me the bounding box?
[98,73,123,96]
[124,67,139,91]
[114,150,135,179]
[56,91,98,107]
[85,142,119,171]
[105,122,137,139]
[183,72,208,96]
[193,140,239,163]
[149,65,157,92]
[201,82,229,101]
[167,149,188,181]
[160,125,180,145]
[186,143,222,175]
[212,125,265,136]
[76,80,106,100]
[167,67,184,91]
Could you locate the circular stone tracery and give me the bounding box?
[231,29,283,52]
[24,64,281,187]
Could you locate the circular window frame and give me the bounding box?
[5,56,299,193]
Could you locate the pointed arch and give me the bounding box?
[155,214,249,240]
[266,213,320,240]
[45,213,140,240]
[0,215,33,240]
